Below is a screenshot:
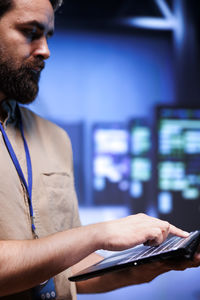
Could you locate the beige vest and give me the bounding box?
[0,105,81,299]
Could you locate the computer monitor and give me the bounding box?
[129,119,152,214]
[92,123,130,205]
[156,106,200,231]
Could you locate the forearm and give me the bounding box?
[75,251,200,294]
[0,225,99,297]
[74,254,170,294]
[0,213,189,296]
[76,267,168,294]
[75,269,135,294]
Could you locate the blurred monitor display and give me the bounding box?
[93,123,130,205]
[129,120,152,214]
[156,106,200,231]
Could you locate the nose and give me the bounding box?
[32,37,50,60]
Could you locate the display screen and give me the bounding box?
[129,120,152,214]
[157,107,200,230]
[93,124,130,205]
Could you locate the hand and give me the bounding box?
[97,213,189,251]
[165,245,200,271]
[75,246,200,294]
[99,252,200,291]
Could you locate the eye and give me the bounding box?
[22,28,41,41]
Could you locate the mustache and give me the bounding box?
[24,59,45,71]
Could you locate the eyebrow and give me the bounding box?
[17,20,54,37]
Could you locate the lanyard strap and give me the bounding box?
[0,109,36,234]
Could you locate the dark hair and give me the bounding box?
[0,0,63,19]
[0,0,12,18]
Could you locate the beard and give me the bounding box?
[0,54,44,104]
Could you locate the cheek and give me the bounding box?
[2,32,31,63]
[5,44,30,69]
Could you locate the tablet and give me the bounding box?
[69,230,200,282]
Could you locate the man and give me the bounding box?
[0,0,199,299]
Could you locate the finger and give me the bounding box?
[168,224,189,237]
[193,252,200,263]
[144,237,163,247]
[161,226,170,241]
[144,228,166,246]
[144,239,159,247]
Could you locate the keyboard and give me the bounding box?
[69,230,200,282]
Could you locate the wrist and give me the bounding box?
[87,222,107,251]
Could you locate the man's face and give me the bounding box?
[0,0,54,104]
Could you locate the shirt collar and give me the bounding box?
[0,99,17,127]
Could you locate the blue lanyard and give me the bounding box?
[0,108,57,299]
[0,108,36,236]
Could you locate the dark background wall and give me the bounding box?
[30,28,175,205]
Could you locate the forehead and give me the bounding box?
[4,0,54,30]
